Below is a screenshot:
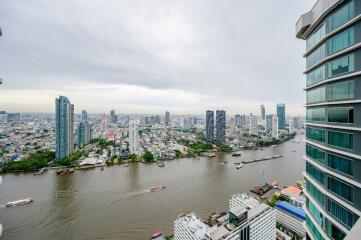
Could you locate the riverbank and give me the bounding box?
[0,132,299,175]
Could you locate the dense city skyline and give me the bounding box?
[0,0,314,115]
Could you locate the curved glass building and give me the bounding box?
[296,0,361,239]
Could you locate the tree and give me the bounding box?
[175,150,181,158]
[143,151,154,161]
[1,151,55,173]
[130,154,138,161]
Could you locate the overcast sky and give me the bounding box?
[0,0,315,115]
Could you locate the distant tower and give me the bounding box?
[110,110,116,124]
[206,110,214,143]
[277,104,286,129]
[55,96,74,159]
[288,119,295,134]
[165,111,171,126]
[260,104,266,120]
[249,115,258,136]
[100,114,107,132]
[234,115,241,128]
[271,116,278,139]
[81,110,88,121]
[216,110,226,145]
[266,114,273,132]
[129,120,140,154]
[77,121,92,147]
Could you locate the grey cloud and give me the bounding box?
[0,0,315,106]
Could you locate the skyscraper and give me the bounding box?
[288,119,295,134]
[277,104,286,129]
[249,115,258,136]
[206,110,214,143]
[110,110,116,124]
[77,121,92,147]
[100,114,107,132]
[296,1,361,239]
[266,114,273,132]
[81,110,88,121]
[129,120,140,154]
[55,96,74,159]
[271,116,278,140]
[235,114,241,127]
[216,110,226,145]
[165,111,171,126]
[260,104,266,120]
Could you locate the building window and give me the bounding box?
[306,127,326,143]
[307,44,326,68]
[307,163,325,184]
[307,65,326,86]
[327,107,354,123]
[328,54,354,77]
[328,27,355,55]
[327,198,358,228]
[307,24,326,50]
[307,198,324,226]
[307,179,325,206]
[306,144,326,164]
[307,87,326,104]
[306,216,325,240]
[327,80,354,100]
[325,218,347,240]
[307,108,326,122]
[328,177,353,202]
[328,131,353,149]
[326,1,355,33]
[328,153,353,176]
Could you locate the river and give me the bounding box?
[0,134,305,240]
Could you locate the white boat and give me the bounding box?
[6,198,33,207]
[236,165,243,169]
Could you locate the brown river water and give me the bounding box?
[0,134,305,240]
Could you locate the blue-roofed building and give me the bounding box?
[275,201,306,238]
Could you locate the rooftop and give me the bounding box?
[275,201,306,221]
[175,213,209,239]
[229,193,260,209]
[248,203,271,221]
[296,0,342,39]
[79,157,97,166]
[207,225,230,240]
[281,186,302,197]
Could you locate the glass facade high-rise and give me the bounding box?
[110,110,116,124]
[277,103,286,129]
[216,110,226,145]
[77,121,92,147]
[296,1,361,239]
[266,114,274,132]
[206,110,214,143]
[55,96,74,159]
